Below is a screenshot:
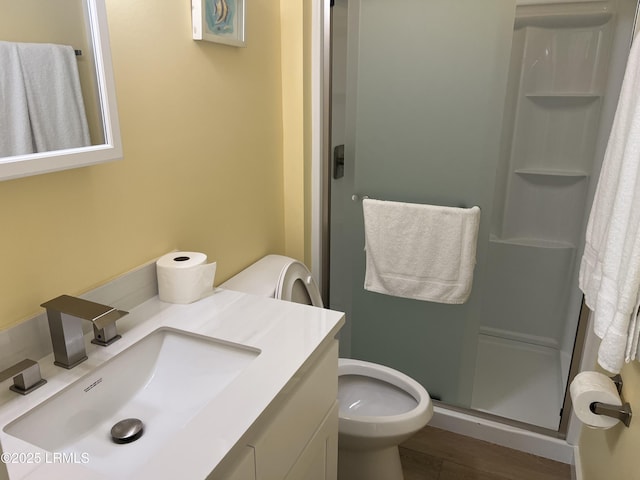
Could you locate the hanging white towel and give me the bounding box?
[579,36,640,374]
[363,199,481,304]
[16,42,90,153]
[0,41,34,157]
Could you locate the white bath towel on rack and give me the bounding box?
[0,41,34,157]
[16,42,90,153]
[579,35,640,374]
[363,199,481,304]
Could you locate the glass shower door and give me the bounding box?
[330,0,517,407]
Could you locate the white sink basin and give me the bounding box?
[4,328,259,478]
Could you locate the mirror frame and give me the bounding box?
[0,0,122,182]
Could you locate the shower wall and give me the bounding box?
[484,2,616,353]
[470,0,637,429]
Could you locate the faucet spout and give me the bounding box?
[41,295,128,369]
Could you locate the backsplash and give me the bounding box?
[0,260,158,371]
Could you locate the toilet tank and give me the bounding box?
[220,255,295,298]
[221,255,323,308]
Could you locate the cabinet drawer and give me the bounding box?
[284,401,338,480]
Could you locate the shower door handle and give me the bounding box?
[333,144,345,179]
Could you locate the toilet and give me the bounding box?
[221,255,433,480]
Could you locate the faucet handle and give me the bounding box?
[0,359,47,395]
[91,309,127,346]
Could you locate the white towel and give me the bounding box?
[16,42,90,153]
[363,199,481,304]
[579,37,640,374]
[0,41,34,157]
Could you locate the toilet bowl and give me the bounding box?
[221,255,433,480]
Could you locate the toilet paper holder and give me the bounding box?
[589,374,633,427]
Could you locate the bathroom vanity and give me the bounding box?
[210,340,339,480]
[0,285,344,479]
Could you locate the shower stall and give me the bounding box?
[328,0,638,434]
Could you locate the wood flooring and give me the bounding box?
[399,426,572,480]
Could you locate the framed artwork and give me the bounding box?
[192,0,245,47]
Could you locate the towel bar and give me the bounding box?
[351,194,475,210]
[351,194,369,201]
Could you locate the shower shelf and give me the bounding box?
[489,236,575,250]
[525,93,601,99]
[514,9,612,30]
[514,168,589,178]
[524,94,601,108]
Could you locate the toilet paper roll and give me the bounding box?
[156,252,217,304]
[569,371,622,429]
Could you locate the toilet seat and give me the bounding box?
[338,358,433,439]
[276,261,324,308]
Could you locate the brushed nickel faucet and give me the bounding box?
[0,359,46,395]
[41,295,128,369]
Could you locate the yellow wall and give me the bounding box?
[280,0,305,263]
[580,362,640,479]
[0,0,303,330]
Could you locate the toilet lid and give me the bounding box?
[276,261,324,308]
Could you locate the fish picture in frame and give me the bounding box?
[192,0,245,47]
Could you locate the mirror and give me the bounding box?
[0,0,122,181]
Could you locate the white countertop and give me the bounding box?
[0,289,345,479]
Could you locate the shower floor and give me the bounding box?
[470,334,564,430]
